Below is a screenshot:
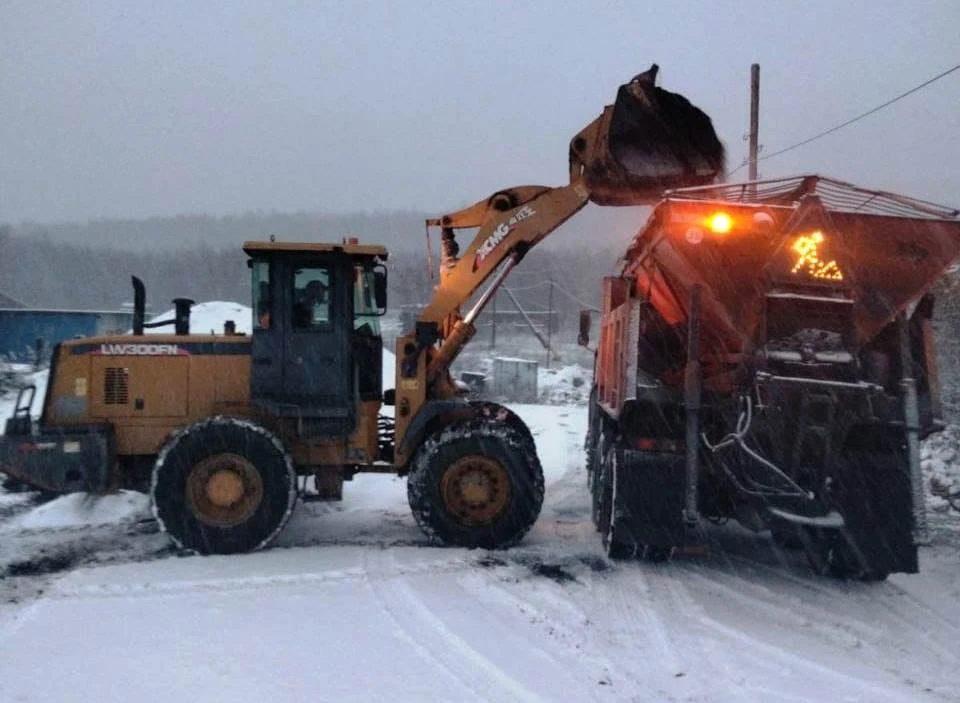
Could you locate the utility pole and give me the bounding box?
[748,63,760,183]
[546,278,554,368]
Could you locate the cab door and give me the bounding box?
[282,258,354,431]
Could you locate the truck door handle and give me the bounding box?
[253,357,273,365]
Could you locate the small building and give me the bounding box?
[0,308,135,363]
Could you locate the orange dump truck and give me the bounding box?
[583,175,960,579]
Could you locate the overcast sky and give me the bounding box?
[2,0,958,224]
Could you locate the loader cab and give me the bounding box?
[243,240,388,437]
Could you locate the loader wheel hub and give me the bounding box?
[441,456,511,526]
[207,470,245,507]
[186,454,264,527]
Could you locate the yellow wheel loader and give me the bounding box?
[0,67,725,554]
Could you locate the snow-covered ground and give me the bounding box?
[1,303,959,701]
[1,400,959,701]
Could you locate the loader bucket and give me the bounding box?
[570,65,726,206]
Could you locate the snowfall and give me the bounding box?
[1,304,959,702]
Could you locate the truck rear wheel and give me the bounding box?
[151,416,297,555]
[596,439,637,559]
[407,420,544,549]
[805,530,888,582]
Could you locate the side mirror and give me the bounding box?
[578,310,591,347]
[374,266,388,315]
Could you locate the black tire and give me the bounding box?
[805,531,888,582]
[771,527,804,550]
[641,546,674,563]
[407,419,544,549]
[585,386,601,493]
[151,416,297,555]
[589,431,606,527]
[597,439,636,560]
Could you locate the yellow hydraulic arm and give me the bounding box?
[391,181,589,463]
[422,181,590,383]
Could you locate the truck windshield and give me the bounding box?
[354,265,381,336]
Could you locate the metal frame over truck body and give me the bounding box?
[584,175,960,579]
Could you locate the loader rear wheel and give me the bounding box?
[151,416,297,555]
[407,420,544,549]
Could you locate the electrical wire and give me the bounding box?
[730,61,960,174]
[501,279,601,311]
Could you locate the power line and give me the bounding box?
[729,61,960,175]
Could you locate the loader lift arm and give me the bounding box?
[420,182,590,386]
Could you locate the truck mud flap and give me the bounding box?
[0,425,113,494]
[828,437,919,575]
[615,450,686,549]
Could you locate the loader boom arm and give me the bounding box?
[422,181,589,325]
[417,181,589,387]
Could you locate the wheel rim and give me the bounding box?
[186,453,264,527]
[440,455,512,527]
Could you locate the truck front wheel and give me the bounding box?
[407,420,544,549]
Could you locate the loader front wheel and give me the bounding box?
[151,417,297,555]
[407,420,544,549]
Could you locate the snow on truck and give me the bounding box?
[582,175,960,579]
[0,66,727,555]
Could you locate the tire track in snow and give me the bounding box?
[456,565,621,700]
[667,562,941,702]
[362,548,544,703]
[717,552,960,666]
[48,550,473,601]
[360,550,488,703]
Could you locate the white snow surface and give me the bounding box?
[0,404,958,701]
[538,364,590,405]
[147,300,252,335]
[923,424,960,513]
[5,491,150,531]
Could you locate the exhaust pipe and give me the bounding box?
[132,277,194,336]
[173,298,194,336]
[132,276,146,335]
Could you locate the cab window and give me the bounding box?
[353,265,381,336]
[252,261,271,330]
[292,267,331,329]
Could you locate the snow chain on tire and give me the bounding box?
[407,419,544,549]
[151,416,297,555]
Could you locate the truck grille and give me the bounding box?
[104,367,129,405]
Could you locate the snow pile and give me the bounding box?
[145,301,251,335]
[0,362,35,396]
[382,348,395,391]
[538,364,590,405]
[5,490,150,531]
[922,424,960,513]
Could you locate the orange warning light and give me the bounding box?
[706,212,733,234]
[791,231,844,281]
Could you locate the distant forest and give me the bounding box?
[0,208,639,316]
